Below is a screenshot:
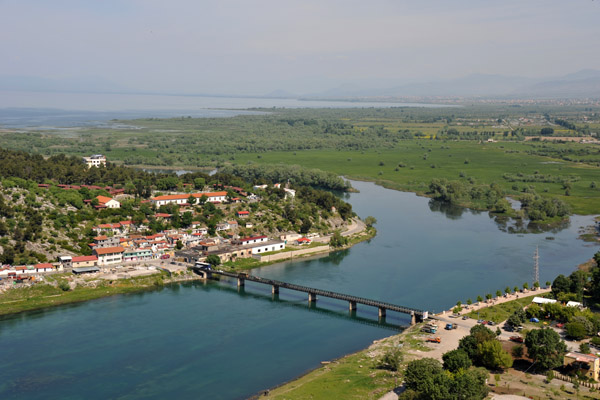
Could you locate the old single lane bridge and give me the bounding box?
[192,266,428,325]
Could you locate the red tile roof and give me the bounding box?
[240,235,268,242]
[94,246,125,255]
[96,195,114,205]
[72,255,98,263]
[34,263,54,269]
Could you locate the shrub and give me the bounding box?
[377,348,403,371]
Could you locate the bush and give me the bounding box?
[377,348,403,371]
[58,281,70,292]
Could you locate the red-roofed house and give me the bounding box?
[296,237,311,245]
[93,246,125,266]
[34,263,55,272]
[72,255,98,268]
[236,210,250,218]
[96,195,120,209]
[151,191,228,207]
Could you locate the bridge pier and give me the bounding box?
[196,270,211,280]
[272,285,279,295]
[378,307,386,318]
[410,311,416,326]
[309,292,317,302]
[237,277,245,287]
[348,301,357,311]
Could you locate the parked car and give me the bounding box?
[510,336,524,343]
[160,254,170,259]
[488,321,495,326]
[462,315,469,320]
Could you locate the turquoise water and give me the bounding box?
[0,180,598,399]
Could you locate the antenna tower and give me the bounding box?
[533,246,539,284]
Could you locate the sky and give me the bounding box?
[1,0,600,96]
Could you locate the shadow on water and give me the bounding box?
[318,248,350,266]
[187,280,407,332]
[428,199,466,220]
[492,214,572,235]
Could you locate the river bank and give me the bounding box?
[0,221,375,317]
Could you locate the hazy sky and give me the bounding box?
[2,0,599,95]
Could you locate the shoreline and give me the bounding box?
[0,223,376,318]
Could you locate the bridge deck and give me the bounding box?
[207,269,425,317]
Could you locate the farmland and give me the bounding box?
[1,104,599,214]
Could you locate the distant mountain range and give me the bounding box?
[300,69,600,99]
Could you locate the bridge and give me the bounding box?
[192,267,428,325]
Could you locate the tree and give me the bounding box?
[477,295,483,303]
[329,230,348,248]
[485,293,492,301]
[377,348,402,371]
[478,340,513,370]
[205,254,221,266]
[565,321,587,340]
[403,358,451,400]
[552,274,571,298]
[467,298,473,306]
[540,127,554,136]
[525,328,567,371]
[175,240,183,250]
[364,216,377,228]
[495,290,502,298]
[443,349,472,372]
[580,342,591,354]
[505,286,511,295]
[449,368,490,400]
[523,282,529,290]
[512,344,524,358]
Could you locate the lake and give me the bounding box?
[0,91,453,129]
[0,180,597,399]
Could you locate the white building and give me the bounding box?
[248,240,286,255]
[93,246,125,265]
[83,154,107,168]
[151,191,228,207]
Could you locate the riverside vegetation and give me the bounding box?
[1,104,599,217]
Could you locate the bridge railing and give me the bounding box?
[207,269,424,316]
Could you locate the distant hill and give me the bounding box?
[307,70,600,99]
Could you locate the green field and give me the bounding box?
[2,105,600,214]
[232,141,600,214]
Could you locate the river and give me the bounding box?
[0,180,598,399]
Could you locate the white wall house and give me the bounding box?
[239,235,268,246]
[249,240,285,255]
[94,246,125,266]
[83,154,107,168]
[151,191,228,207]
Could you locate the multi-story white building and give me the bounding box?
[151,191,228,207]
[83,154,107,168]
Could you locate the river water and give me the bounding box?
[0,180,598,399]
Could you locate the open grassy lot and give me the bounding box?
[0,272,176,316]
[467,293,542,323]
